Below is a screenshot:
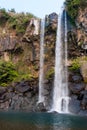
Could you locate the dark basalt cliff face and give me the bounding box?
[67,3,87,115]
[0,12,58,112]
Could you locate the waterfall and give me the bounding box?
[38,19,45,103]
[52,8,70,113]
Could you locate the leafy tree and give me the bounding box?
[66,0,87,19]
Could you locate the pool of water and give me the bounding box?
[0,112,87,130]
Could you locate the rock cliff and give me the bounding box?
[0,3,87,115]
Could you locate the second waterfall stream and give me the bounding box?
[38,19,45,103]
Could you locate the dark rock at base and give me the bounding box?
[15,81,30,93]
[78,110,87,116]
[0,87,7,96]
[4,92,14,101]
[69,96,81,114]
[0,101,9,110]
[81,91,87,110]
[0,95,5,101]
[10,94,23,110]
[35,102,47,112]
[0,87,8,102]
[69,82,85,94]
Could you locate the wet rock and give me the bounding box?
[69,82,85,94]
[44,84,50,90]
[81,91,87,110]
[20,95,38,111]
[44,89,49,96]
[78,110,87,116]
[81,99,87,110]
[35,102,47,112]
[69,97,81,114]
[10,95,22,110]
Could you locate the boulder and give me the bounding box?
[0,101,9,110]
[10,94,22,110]
[78,110,87,116]
[35,102,47,112]
[15,81,30,93]
[68,72,83,83]
[69,96,81,114]
[81,90,87,110]
[69,82,85,94]
[72,75,83,83]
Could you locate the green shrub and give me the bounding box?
[0,61,18,86]
[14,71,34,82]
[69,59,80,71]
[66,0,87,24]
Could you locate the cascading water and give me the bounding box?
[38,19,45,103]
[52,8,70,113]
[64,10,70,112]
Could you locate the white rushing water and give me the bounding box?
[52,8,70,113]
[38,19,45,103]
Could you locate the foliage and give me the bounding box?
[0,60,37,86]
[69,59,80,71]
[0,61,18,86]
[0,8,10,19]
[0,8,10,25]
[0,8,37,34]
[8,12,36,34]
[16,73,33,81]
[66,0,87,23]
[46,68,54,79]
[69,56,87,71]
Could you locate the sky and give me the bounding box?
[0,0,65,18]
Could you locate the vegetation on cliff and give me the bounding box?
[66,0,87,22]
[0,60,38,87]
[0,61,18,86]
[0,8,36,34]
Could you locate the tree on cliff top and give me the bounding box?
[66,0,87,19]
